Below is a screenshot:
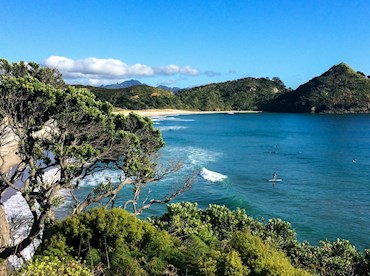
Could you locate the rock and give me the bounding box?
[0,262,9,276]
[0,204,10,249]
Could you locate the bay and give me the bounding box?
[152,113,370,250]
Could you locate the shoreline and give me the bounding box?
[1,109,258,200]
[113,108,261,117]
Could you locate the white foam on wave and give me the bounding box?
[3,192,40,267]
[200,167,227,182]
[161,146,222,166]
[78,169,124,187]
[151,116,195,122]
[187,147,223,166]
[3,192,33,244]
[158,126,188,131]
[43,167,60,183]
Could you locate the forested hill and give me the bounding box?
[177,77,288,111]
[83,77,289,111]
[76,84,183,110]
[81,63,370,113]
[265,63,370,113]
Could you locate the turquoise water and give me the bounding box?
[79,113,370,250]
[153,113,370,250]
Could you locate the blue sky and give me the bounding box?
[1,0,370,88]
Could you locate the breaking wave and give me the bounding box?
[200,167,227,182]
[78,169,124,187]
[151,116,195,122]
[157,126,188,131]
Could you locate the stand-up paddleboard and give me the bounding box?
[269,179,282,182]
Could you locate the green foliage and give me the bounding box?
[38,206,311,275]
[36,203,370,275]
[230,231,308,275]
[80,84,184,110]
[82,77,288,111]
[154,202,370,275]
[153,203,309,275]
[223,250,249,275]
[317,239,358,275]
[153,202,264,243]
[0,59,170,260]
[0,59,66,89]
[176,77,288,111]
[18,256,91,276]
[267,63,370,113]
[38,208,180,275]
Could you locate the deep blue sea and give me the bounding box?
[80,113,370,250]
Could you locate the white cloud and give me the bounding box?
[155,65,199,76]
[43,56,199,85]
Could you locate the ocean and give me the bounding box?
[139,113,370,250]
[8,113,369,252]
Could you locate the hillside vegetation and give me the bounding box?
[79,84,183,110]
[265,63,370,113]
[177,77,288,111]
[30,204,370,275]
[82,77,288,111]
[85,63,370,113]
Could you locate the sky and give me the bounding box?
[1,0,370,88]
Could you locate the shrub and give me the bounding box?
[18,256,91,276]
[38,208,180,275]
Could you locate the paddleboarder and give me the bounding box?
[272,172,277,181]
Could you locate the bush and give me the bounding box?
[38,208,180,275]
[154,202,369,275]
[18,256,91,276]
[36,204,370,275]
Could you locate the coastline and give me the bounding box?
[1,109,258,175]
[113,108,261,117]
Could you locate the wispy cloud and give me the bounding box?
[43,56,199,85]
[157,76,188,86]
[203,70,221,77]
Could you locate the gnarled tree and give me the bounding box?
[0,60,191,260]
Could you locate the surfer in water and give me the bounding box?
[272,172,277,181]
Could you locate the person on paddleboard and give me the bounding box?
[272,172,277,181]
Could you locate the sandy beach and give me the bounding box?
[113,108,261,117]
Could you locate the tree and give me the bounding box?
[0,59,66,89]
[0,60,191,260]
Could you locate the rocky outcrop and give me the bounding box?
[0,204,10,249]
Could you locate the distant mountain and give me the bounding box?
[265,63,370,113]
[176,77,289,111]
[100,79,143,89]
[157,85,182,93]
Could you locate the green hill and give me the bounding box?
[78,63,370,113]
[265,63,370,113]
[177,77,289,111]
[79,84,183,110]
